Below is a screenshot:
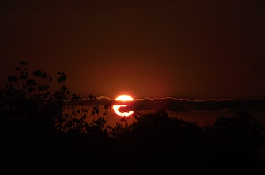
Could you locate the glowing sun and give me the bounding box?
[113,95,134,117]
[115,95,134,101]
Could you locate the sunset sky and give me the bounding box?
[1,0,264,100]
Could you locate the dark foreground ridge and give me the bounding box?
[1,111,265,175]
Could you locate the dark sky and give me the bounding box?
[1,0,264,99]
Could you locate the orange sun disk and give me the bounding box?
[115,95,134,101]
[113,95,134,117]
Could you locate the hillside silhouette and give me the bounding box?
[1,62,264,175]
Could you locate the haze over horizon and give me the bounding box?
[1,0,264,100]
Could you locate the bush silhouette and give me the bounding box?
[0,62,264,175]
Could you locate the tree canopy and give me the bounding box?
[0,62,264,175]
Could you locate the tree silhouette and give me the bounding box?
[103,103,111,124]
[1,62,264,175]
[203,111,265,174]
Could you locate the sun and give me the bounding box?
[113,95,134,117]
[115,95,134,101]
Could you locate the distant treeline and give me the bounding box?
[130,99,265,112]
[71,98,265,112]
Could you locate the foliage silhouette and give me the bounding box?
[0,62,264,175]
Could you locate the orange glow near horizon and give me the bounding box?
[115,95,134,101]
[113,95,134,117]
